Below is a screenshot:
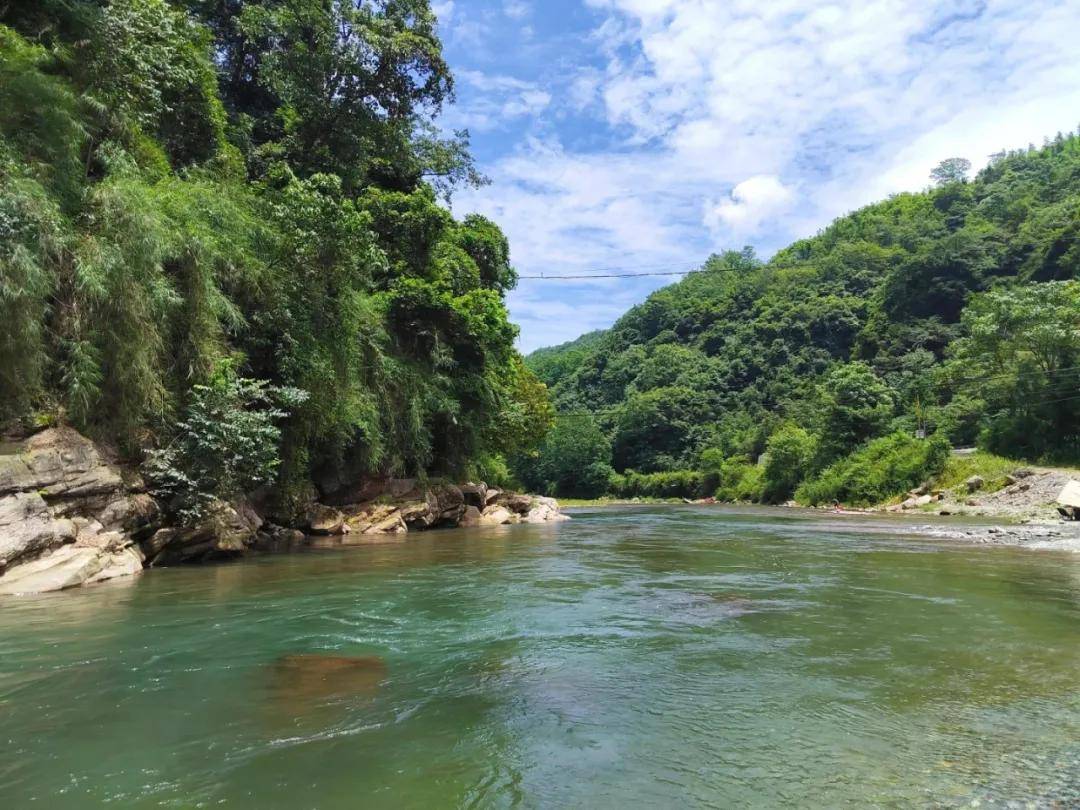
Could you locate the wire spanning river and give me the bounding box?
[2,505,1080,807]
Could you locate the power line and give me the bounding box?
[944,363,1080,387]
[519,268,700,280]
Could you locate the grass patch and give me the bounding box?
[932,452,1022,495]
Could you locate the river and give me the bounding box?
[2,505,1080,807]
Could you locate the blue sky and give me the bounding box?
[432,0,1080,353]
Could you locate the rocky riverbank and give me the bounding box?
[880,465,1080,523]
[0,428,567,596]
[865,461,1080,547]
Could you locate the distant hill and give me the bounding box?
[523,133,1080,490]
[526,330,606,389]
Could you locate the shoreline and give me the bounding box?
[0,428,569,597]
[564,499,1080,549]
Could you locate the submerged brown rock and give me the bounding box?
[268,654,387,718]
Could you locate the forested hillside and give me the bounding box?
[521,139,1080,503]
[0,0,550,520]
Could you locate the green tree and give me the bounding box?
[612,386,714,472]
[514,415,613,498]
[0,5,546,513]
[815,363,895,466]
[931,157,971,186]
[762,424,817,503]
[947,281,1080,459]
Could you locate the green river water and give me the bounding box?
[2,505,1080,808]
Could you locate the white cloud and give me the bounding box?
[568,69,603,110]
[585,0,1080,211]
[704,176,795,237]
[444,70,553,132]
[503,0,530,19]
[431,1,454,24]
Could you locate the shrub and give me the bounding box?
[933,451,1025,495]
[711,455,765,502]
[796,432,951,506]
[761,424,817,503]
[609,469,705,499]
[144,372,306,525]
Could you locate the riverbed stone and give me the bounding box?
[965,475,985,493]
[479,505,513,525]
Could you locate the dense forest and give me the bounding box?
[0,0,551,521]
[521,139,1080,504]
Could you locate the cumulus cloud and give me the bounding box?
[585,0,1080,207]
[503,0,530,19]
[704,176,795,237]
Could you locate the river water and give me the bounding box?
[2,505,1080,808]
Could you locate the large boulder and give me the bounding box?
[460,483,488,509]
[1058,481,1080,509]
[398,489,441,529]
[0,491,64,569]
[0,523,144,596]
[459,505,483,527]
[523,496,571,524]
[431,483,465,523]
[479,505,514,526]
[305,503,347,535]
[497,493,534,515]
[0,428,123,501]
[365,510,407,535]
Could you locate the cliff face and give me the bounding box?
[0,429,567,596]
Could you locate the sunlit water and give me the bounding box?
[3,506,1080,808]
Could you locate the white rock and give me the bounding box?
[1057,480,1080,509]
[479,506,513,526]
